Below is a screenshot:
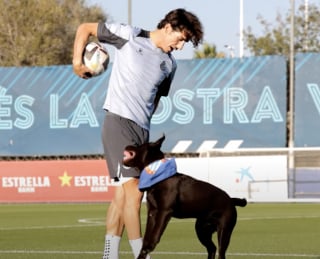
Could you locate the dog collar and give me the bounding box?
[139,158,177,190]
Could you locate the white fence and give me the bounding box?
[172,148,320,202]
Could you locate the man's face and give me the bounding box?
[162,24,188,53]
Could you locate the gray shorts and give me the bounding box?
[101,111,149,180]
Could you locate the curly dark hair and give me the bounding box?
[157,8,204,47]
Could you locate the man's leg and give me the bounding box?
[102,186,125,259]
[106,186,125,235]
[123,179,151,259]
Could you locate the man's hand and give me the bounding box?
[72,23,99,79]
[73,61,93,79]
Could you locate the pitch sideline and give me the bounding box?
[0,249,319,258]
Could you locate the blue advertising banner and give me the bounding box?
[0,65,108,156]
[150,56,287,151]
[295,53,320,147]
[0,56,287,156]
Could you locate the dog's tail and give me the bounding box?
[232,198,247,207]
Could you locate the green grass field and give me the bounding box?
[0,202,319,259]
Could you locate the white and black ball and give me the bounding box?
[82,42,109,77]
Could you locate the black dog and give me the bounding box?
[123,135,247,259]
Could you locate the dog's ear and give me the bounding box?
[149,135,165,150]
[155,134,165,146]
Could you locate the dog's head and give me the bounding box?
[123,135,165,171]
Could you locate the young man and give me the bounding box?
[73,8,203,259]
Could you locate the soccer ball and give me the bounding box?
[83,42,109,76]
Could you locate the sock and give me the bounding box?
[129,238,151,259]
[102,234,121,259]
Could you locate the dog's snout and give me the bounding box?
[123,150,135,160]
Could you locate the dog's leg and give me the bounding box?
[217,227,233,259]
[217,211,237,259]
[195,218,217,259]
[138,208,172,259]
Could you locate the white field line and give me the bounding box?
[0,214,319,231]
[0,223,103,231]
[239,215,320,221]
[0,250,319,258]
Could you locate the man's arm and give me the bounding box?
[153,76,172,114]
[72,23,99,79]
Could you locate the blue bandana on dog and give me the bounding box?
[139,158,177,190]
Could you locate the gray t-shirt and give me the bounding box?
[97,22,177,130]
